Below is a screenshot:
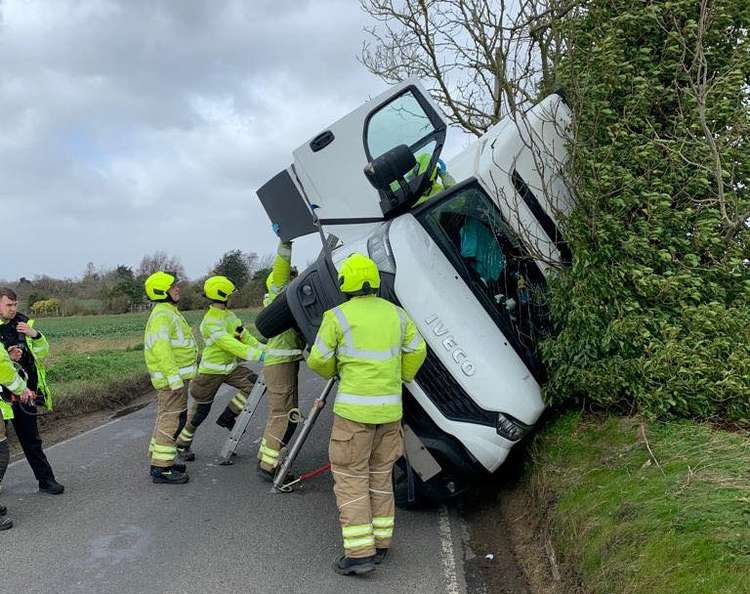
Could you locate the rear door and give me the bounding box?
[256,79,448,240]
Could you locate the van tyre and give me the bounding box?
[255,290,297,340]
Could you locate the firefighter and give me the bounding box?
[143,272,197,484]
[1,335,39,530]
[307,253,427,576]
[175,275,265,458]
[413,153,455,206]
[256,236,305,481]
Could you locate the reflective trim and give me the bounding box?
[397,308,407,342]
[338,345,400,360]
[342,524,373,538]
[261,455,278,466]
[7,375,25,394]
[167,374,181,384]
[179,428,194,439]
[402,334,424,353]
[260,445,279,459]
[372,516,394,528]
[332,307,352,345]
[179,364,197,378]
[312,336,335,359]
[151,443,176,454]
[336,393,401,406]
[199,361,235,372]
[373,528,394,539]
[151,451,176,462]
[267,348,303,357]
[343,535,375,550]
[278,245,292,257]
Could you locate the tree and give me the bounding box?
[137,251,186,280]
[541,0,750,421]
[212,250,258,288]
[360,0,575,135]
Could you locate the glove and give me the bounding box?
[272,223,280,237]
[259,351,266,363]
[437,158,447,176]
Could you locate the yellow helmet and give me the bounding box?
[204,275,236,302]
[338,253,380,294]
[144,271,176,302]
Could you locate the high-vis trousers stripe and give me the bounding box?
[149,388,188,468]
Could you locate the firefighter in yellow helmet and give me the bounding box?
[412,152,455,206]
[175,275,266,458]
[307,253,427,576]
[143,271,197,484]
[0,345,35,529]
[256,235,305,481]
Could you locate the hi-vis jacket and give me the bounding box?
[0,317,52,409]
[0,346,24,421]
[307,295,427,424]
[198,305,265,375]
[144,303,198,391]
[263,241,305,366]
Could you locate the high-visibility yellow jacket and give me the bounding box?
[198,305,265,375]
[0,317,52,409]
[0,346,24,421]
[307,295,427,424]
[263,241,305,366]
[144,303,198,391]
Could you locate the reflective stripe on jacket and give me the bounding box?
[263,240,304,366]
[198,306,265,375]
[144,303,198,390]
[307,295,427,424]
[0,347,23,421]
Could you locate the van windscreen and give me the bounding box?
[416,182,551,381]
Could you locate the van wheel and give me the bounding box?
[255,291,297,339]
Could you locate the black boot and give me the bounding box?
[171,462,187,473]
[216,409,236,431]
[333,554,376,576]
[150,466,189,484]
[0,516,12,531]
[177,446,195,462]
[374,548,389,564]
[39,479,65,495]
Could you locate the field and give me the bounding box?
[36,309,259,417]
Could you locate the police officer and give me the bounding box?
[307,253,427,575]
[0,288,63,495]
[175,275,265,458]
[143,272,197,484]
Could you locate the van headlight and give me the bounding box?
[496,413,531,442]
[367,222,396,274]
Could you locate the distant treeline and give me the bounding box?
[6,249,277,316]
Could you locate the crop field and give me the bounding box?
[34,308,259,417]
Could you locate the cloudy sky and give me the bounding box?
[1,0,393,281]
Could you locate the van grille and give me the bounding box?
[415,348,497,427]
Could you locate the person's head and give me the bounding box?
[0,288,18,321]
[203,275,235,307]
[144,272,180,303]
[338,253,380,297]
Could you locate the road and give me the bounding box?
[2,366,474,594]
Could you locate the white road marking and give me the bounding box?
[439,504,462,594]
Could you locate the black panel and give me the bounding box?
[256,169,318,241]
[415,348,498,427]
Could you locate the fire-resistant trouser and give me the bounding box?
[329,414,404,559]
[176,366,257,449]
[257,361,299,471]
[148,386,188,468]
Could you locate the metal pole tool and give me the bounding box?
[273,377,336,492]
[218,375,267,464]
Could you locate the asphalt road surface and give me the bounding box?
[2,366,473,594]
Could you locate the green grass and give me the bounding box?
[529,413,750,594]
[34,308,259,416]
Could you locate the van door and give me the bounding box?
[256,79,448,241]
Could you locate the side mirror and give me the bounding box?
[363,144,418,218]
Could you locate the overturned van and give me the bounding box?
[255,79,573,505]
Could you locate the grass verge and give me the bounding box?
[528,412,750,594]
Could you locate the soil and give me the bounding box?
[461,448,585,594]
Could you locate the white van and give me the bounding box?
[255,79,573,505]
